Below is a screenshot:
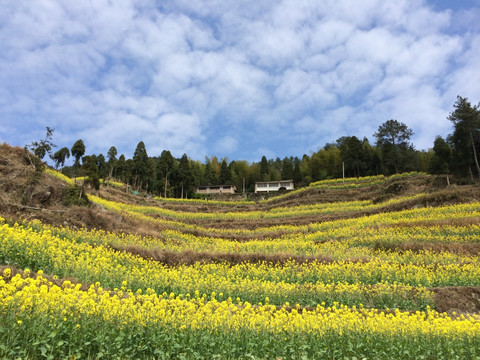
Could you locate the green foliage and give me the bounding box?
[260,155,269,181]
[219,159,231,184]
[375,119,415,174]
[447,95,480,181]
[337,136,368,178]
[25,127,56,160]
[52,147,70,170]
[71,139,85,167]
[82,155,100,190]
[430,136,451,175]
[61,185,89,206]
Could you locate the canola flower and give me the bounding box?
[11,215,479,271]
[92,193,430,222]
[86,194,480,253]
[1,218,479,310]
[1,169,479,358]
[44,168,74,185]
[0,270,478,359]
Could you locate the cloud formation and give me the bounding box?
[1,0,479,162]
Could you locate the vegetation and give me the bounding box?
[1,95,478,358]
[46,96,479,199]
[1,170,479,358]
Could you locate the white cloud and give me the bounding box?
[1,0,479,162]
[215,136,239,155]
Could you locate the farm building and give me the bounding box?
[254,180,294,193]
[196,185,237,194]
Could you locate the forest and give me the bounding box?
[29,96,480,198]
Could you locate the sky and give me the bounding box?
[1,0,480,163]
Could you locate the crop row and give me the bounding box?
[88,194,480,244]
[1,219,479,308]
[1,271,478,359]
[11,214,479,268]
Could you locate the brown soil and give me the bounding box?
[107,245,373,267]
[432,286,480,315]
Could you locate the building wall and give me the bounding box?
[196,185,237,194]
[254,181,294,193]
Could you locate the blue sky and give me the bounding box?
[1,0,479,163]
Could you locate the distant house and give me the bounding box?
[196,185,237,194]
[255,180,294,193]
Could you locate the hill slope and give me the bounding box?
[1,142,480,359]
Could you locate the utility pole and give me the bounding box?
[342,162,345,183]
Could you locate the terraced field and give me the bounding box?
[1,167,480,359]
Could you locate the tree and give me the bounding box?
[26,126,56,160]
[281,157,294,180]
[219,159,231,184]
[293,157,302,185]
[448,96,480,181]
[429,136,451,174]
[96,154,107,180]
[82,155,100,190]
[116,154,127,183]
[260,156,269,181]
[178,154,193,198]
[52,147,70,170]
[337,136,366,178]
[157,150,175,197]
[230,160,249,193]
[203,161,218,185]
[107,146,118,180]
[374,119,414,174]
[132,141,149,190]
[71,139,85,181]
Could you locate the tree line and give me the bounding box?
[28,96,480,198]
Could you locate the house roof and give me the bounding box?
[254,180,293,184]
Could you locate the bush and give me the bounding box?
[61,185,89,206]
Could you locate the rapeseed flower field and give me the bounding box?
[0,171,479,359]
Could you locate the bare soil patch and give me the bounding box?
[432,286,480,315]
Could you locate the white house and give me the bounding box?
[196,185,237,194]
[254,180,294,193]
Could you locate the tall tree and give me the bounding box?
[219,159,232,184]
[178,154,193,198]
[52,147,70,170]
[132,141,149,190]
[107,146,118,180]
[116,154,127,183]
[337,136,366,178]
[281,157,294,180]
[71,139,85,181]
[82,155,100,190]
[260,156,269,181]
[374,119,414,174]
[292,157,302,185]
[157,150,175,197]
[448,96,480,181]
[230,160,249,193]
[429,136,452,183]
[96,154,107,180]
[203,161,218,185]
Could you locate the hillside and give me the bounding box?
[2,143,479,235]
[1,143,480,359]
